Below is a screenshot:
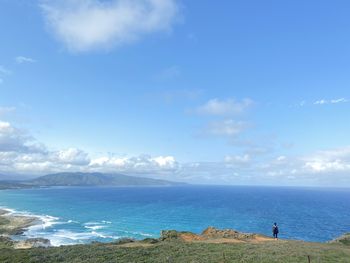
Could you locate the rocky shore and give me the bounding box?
[158,226,273,243]
[329,233,350,245]
[1,207,349,252]
[0,209,51,248]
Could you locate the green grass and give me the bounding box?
[0,240,349,263]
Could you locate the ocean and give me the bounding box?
[0,185,349,246]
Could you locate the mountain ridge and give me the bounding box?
[25,172,184,187]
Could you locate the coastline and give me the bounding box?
[1,186,349,250]
[0,205,350,256]
[0,208,39,235]
[0,208,51,248]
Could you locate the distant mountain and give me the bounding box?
[26,172,184,187]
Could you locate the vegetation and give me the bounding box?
[0,238,349,263]
[0,181,31,190]
[0,172,185,189]
[330,233,350,246]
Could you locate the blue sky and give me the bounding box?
[0,0,350,186]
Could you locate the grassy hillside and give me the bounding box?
[0,239,349,263]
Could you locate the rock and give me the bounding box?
[159,227,271,243]
[14,238,51,249]
[329,233,350,245]
[160,230,204,241]
[160,230,181,241]
[202,226,257,240]
[0,214,38,235]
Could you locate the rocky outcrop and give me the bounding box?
[0,211,38,235]
[160,230,205,241]
[160,227,272,243]
[14,238,51,249]
[329,233,350,245]
[202,226,259,240]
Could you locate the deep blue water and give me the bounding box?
[0,186,349,246]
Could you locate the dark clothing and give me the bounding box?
[272,225,279,238]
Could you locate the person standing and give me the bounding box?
[272,222,279,239]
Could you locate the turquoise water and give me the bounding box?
[0,186,349,246]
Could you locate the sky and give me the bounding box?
[1,0,350,186]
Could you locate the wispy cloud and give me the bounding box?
[204,119,249,138]
[193,98,254,142]
[0,66,12,84]
[0,66,12,76]
[40,0,180,52]
[15,56,36,64]
[195,98,253,116]
[298,100,306,107]
[314,98,348,105]
[0,107,16,115]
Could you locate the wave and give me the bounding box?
[84,225,106,231]
[0,206,154,247]
[0,206,60,230]
[83,220,113,230]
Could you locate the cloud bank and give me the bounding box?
[1,119,350,186]
[40,0,180,52]
[0,120,178,176]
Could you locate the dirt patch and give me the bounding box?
[179,232,206,242]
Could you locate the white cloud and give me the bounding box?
[314,99,327,105]
[303,147,350,173]
[0,120,179,176]
[204,119,249,137]
[56,148,90,165]
[2,120,350,186]
[15,56,36,64]
[195,98,253,116]
[276,155,286,161]
[89,155,178,173]
[314,98,348,105]
[40,0,180,52]
[330,98,348,104]
[0,121,34,153]
[224,154,251,168]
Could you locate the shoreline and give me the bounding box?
[0,208,52,248]
[0,208,39,236]
[0,203,349,250]
[0,206,349,250]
